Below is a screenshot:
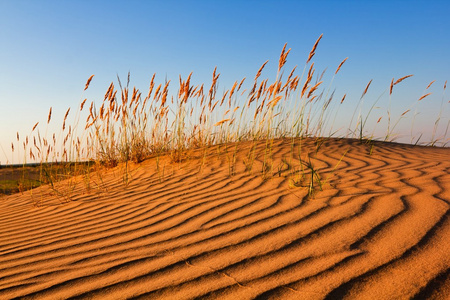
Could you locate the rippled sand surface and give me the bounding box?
[1,138,449,299]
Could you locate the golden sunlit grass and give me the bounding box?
[1,35,449,203]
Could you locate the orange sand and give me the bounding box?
[0,138,449,299]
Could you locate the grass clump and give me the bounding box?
[2,34,448,203]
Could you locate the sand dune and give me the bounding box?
[0,138,449,299]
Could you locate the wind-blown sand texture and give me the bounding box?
[0,138,449,299]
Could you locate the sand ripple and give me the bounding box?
[0,138,449,299]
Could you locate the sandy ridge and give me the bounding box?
[0,138,449,299]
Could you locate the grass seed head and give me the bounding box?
[426,80,436,90]
[335,57,348,74]
[287,66,297,82]
[63,108,70,130]
[307,81,323,98]
[214,119,230,126]
[278,43,291,71]
[418,92,432,101]
[237,77,246,91]
[268,95,283,108]
[394,74,413,85]
[84,75,95,90]
[255,61,269,81]
[80,99,87,111]
[361,79,373,99]
[47,107,52,124]
[307,34,323,64]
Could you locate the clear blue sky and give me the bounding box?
[1,0,449,162]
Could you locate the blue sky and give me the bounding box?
[1,0,449,162]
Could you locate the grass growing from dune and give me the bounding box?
[2,35,449,203]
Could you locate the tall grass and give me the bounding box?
[2,35,449,202]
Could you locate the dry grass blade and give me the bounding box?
[390,78,394,95]
[32,122,39,132]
